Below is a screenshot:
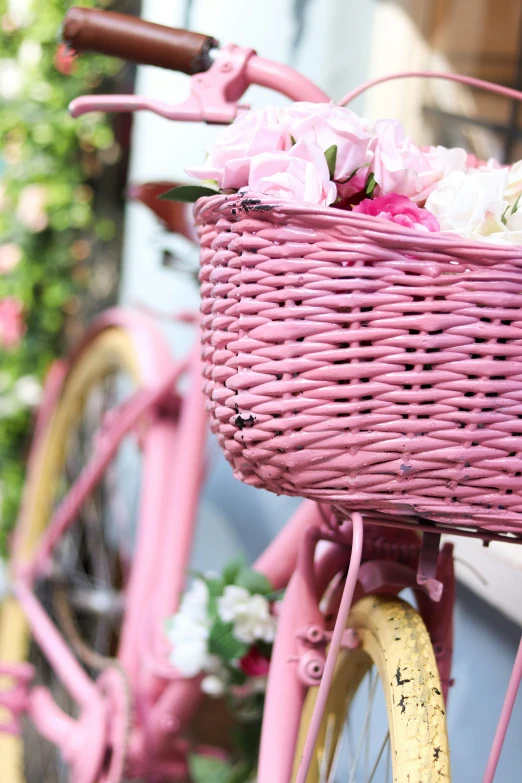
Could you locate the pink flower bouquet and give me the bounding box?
[170,101,522,246]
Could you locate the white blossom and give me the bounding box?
[201,674,226,697]
[8,0,33,29]
[0,59,24,100]
[166,580,212,677]
[13,376,42,408]
[178,578,209,624]
[167,612,210,677]
[18,40,42,69]
[218,585,277,644]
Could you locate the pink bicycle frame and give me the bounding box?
[1,34,521,783]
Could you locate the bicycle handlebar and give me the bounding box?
[62,7,218,76]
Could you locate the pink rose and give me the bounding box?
[247,139,337,205]
[284,102,373,185]
[371,120,441,203]
[186,107,291,190]
[239,646,270,677]
[352,194,440,232]
[0,297,25,349]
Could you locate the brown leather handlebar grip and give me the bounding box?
[62,7,218,75]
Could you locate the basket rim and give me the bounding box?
[194,190,522,267]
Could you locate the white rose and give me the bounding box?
[218,585,277,644]
[505,160,522,206]
[425,145,467,177]
[425,169,509,235]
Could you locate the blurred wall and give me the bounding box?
[119,2,522,780]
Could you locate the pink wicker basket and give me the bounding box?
[196,191,522,531]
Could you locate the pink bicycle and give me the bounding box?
[1,8,521,783]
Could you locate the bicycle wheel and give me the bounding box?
[292,595,450,782]
[0,326,151,783]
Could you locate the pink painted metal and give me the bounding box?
[0,662,33,735]
[294,512,364,783]
[483,636,522,783]
[196,191,522,530]
[69,47,328,122]
[339,69,522,108]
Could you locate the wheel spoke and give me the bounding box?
[19,365,141,782]
[348,669,378,783]
[366,731,390,783]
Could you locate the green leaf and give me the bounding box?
[290,135,297,146]
[324,144,338,179]
[159,185,219,203]
[502,204,510,225]
[223,556,245,585]
[188,754,235,783]
[205,576,224,619]
[364,171,376,198]
[208,619,249,662]
[512,193,522,215]
[236,567,273,595]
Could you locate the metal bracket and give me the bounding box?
[417,532,443,601]
[295,623,360,686]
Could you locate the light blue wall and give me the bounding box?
[121,1,522,779]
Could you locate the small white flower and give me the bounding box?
[18,40,42,69]
[217,585,251,623]
[13,376,42,408]
[167,612,210,677]
[201,674,226,697]
[178,578,209,624]
[218,585,277,644]
[0,59,24,100]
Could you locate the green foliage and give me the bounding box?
[0,0,121,550]
[159,184,218,202]
[364,170,376,197]
[208,618,249,662]
[324,144,337,179]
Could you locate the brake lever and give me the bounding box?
[69,43,254,123]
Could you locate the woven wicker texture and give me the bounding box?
[196,193,522,531]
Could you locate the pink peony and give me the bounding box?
[352,194,440,232]
[246,139,337,205]
[0,297,25,348]
[284,102,373,184]
[186,107,291,190]
[371,120,442,203]
[239,646,270,677]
